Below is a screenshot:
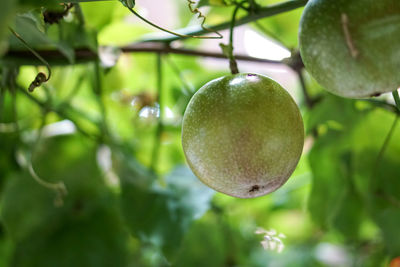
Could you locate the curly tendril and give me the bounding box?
[187,0,223,39]
[9,27,51,92]
[123,1,222,39]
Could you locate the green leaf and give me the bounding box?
[18,0,59,9]
[0,0,16,55]
[253,3,304,48]
[1,135,129,266]
[197,0,210,7]
[119,164,214,259]
[11,199,129,267]
[174,214,229,267]
[350,109,400,255]
[9,14,53,50]
[307,95,368,239]
[308,95,400,253]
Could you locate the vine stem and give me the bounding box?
[297,70,313,108]
[126,5,222,39]
[371,116,399,185]
[164,55,194,93]
[17,85,100,140]
[93,58,110,141]
[140,0,308,43]
[9,27,52,92]
[150,53,163,173]
[8,70,20,134]
[28,111,68,207]
[0,86,4,122]
[369,115,399,208]
[74,3,86,26]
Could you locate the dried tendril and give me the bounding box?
[187,0,223,39]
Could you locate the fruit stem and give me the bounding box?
[228,3,243,74]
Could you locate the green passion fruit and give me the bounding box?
[299,0,400,98]
[181,73,304,198]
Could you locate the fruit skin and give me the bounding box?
[299,0,400,98]
[181,73,304,198]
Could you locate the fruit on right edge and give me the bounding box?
[299,0,400,98]
[181,73,304,198]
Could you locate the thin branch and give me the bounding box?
[392,90,400,112]
[164,55,194,93]
[362,99,400,116]
[3,42,283,65]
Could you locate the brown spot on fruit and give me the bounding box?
[370,92,382,97]
[249,185,260,193]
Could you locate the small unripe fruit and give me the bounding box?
[181,73,304,198]
[299,0,400,98]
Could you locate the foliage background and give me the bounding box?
[0,0,399,266]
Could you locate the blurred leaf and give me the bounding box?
[350,110,400,255]
[118,164,214,259]
[81,1,129,30]
[308,95,400,253]
[11,196,128,267]
[0,0,15,56]
[9,14,53,50]
[307,95,367,239]
[197,0,210,7]
[174,213,230,267]
[98,21,149,45]
[165,166,215,221]
[1,134,129,266]
[18,0,59,9]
